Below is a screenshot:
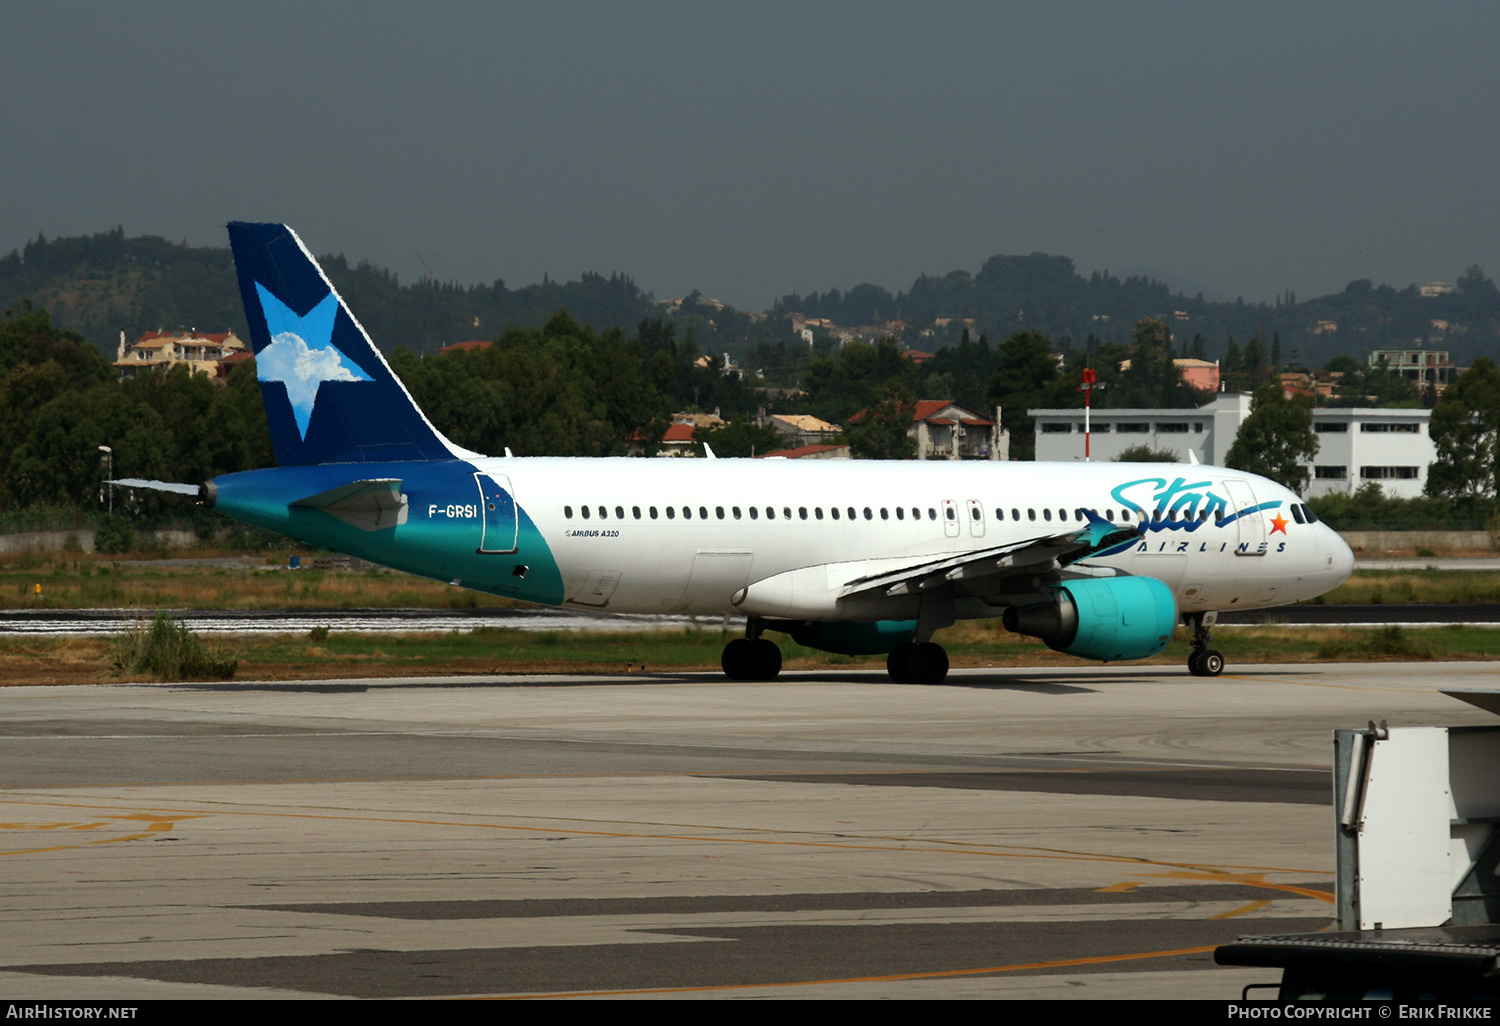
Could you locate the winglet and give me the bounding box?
[1075,509,1136,552]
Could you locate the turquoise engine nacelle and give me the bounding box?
[1003,576,1177,662]
[785,619,918,656]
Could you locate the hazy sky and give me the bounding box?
[4,1,1497,310]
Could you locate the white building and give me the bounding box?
[1032,394,1435,499]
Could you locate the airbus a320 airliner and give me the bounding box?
[120,224,1355,685]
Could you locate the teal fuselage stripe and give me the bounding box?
[210,462,565,605]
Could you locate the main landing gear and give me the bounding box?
[886,641,949,686]
[1186,612,1225,677]
[721,618,782,681]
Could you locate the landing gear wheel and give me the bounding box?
[887,642,916,683]
[752,638,782,681]
[906,642,949,686]
[721,638,754,680]
[1185,613,1224,677]
[723,638,782,680]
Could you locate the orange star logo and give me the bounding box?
[1269,513,1289,535]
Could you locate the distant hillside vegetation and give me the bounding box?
[0,228,658,358]
[776,252,1500,367]
[4,229,1498,369]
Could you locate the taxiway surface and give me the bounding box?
[1,662,1494,999]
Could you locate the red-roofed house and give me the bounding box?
[438,340,493,354]
[851,400,1010,460]
[115,329,247,380]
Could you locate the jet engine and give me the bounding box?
[1002,576,1176,662]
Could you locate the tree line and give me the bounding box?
[2,295,1495,533]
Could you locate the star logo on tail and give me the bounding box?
[253,283,373,439]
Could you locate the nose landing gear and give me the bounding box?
[1186,612,1225,677]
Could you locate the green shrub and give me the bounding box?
[94,514,136,554]
[113,612,237,680]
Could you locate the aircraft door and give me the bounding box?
[475,472,519,554]
[942,499,960,539]
[1224,478,1267,557]
[965,499,985,538]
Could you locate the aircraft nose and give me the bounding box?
[1327,526,1355,583]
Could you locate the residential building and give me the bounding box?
[1368,347,1455,390]
[115,329,247,379]
[764,413,840,448]
[851,400,1010,461]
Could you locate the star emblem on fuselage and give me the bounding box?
[253,283,372,439]
[1269,513,1289,535]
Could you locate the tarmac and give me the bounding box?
[1,661,1496,999]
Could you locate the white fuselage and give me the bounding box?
[472,456,1354,620]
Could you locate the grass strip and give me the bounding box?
[0,623,1494,687]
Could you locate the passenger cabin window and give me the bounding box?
[564,505,573,519]
[581,506,591,519]
[732,506,742,519]
[615,506,624,520]
[666,507,675,519]
[1043,509,1052,521]
[598,506,607,519]
[649,506,658,519]
[632,506,641,519]
[716,506,725,520]
[1028,509,1036,521]
[815,508,824,520]
[864,507,873,520]
[749,507,759,520]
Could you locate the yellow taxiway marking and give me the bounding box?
[489,944,1223,998]
[0,795,1331,890]
[0,812,206,856]
[1209,899,1272,919]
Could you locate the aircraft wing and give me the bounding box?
[837,511,1137,600]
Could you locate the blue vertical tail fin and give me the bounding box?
[228,222,474,466]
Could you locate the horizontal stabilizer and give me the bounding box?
[292,479,409,532]
[110,478,201,497]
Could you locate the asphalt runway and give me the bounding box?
[1,662,1497,1000]
[5,602,1499,635]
